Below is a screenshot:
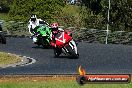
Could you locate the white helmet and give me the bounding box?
[31,14,37,22]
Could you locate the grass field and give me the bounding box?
[0,76,131,88]
[0,52,21,65]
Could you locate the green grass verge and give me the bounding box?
[0,79,131,88]
[0,52,21,65]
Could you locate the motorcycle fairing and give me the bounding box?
[55,32,72,48]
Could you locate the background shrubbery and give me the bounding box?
[0,0,132,44]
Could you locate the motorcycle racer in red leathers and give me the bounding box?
[50,22,62,47]
[50,22,72,47]
[50,22,79,58]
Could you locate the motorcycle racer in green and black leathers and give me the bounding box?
[33,25,51,47]
[28,14,49,35]
[28,14,51,47]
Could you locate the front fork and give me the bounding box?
[32,36,37,43]
[62,40,78,55]
[68,40,78,54]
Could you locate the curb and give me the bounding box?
[0,53,36,68]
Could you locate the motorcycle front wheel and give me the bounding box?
[66,45,79,59]
[54,48,62,58]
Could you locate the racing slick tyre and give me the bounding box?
[54,48,62,58]
[66,45,79,59]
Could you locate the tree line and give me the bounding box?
[0,0,132,31]
[81,0,132,31]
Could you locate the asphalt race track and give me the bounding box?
[0,38,132,75]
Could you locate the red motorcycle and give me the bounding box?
[54,31,79,59]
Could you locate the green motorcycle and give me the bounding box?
[32,25,51,47]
